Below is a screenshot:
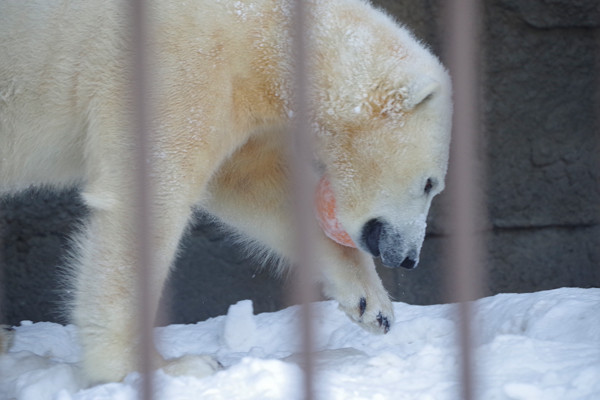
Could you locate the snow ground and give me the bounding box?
[1,287,599,400]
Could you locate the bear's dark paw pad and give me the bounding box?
[376,312,390,334]
[359,297,367,317]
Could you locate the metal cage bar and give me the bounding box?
[443,1,485,399]
[131,1,156,399]
[288,1,318,399]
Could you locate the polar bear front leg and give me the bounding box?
[206,193,394,334]
[316,240,394,334]
[71,206,158,384]
[71,195,219,384]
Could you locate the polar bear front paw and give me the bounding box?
[162,355,222,378]
[359,297,391,333]
[337,291,394,334]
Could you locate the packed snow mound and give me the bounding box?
[1,288,599,400]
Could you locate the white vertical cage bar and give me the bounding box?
[289,0,318,399]
[443,1,485,399]
[131,0,156,399]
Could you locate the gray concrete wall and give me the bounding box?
[1,0,599,326]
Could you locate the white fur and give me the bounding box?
[0,0,451,384]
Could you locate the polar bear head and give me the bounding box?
[309,3,452,269]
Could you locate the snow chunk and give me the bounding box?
[0,351,83,400]
[222,300,257,352]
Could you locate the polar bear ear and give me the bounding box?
[364,76,439,118]
[405,76,439,110]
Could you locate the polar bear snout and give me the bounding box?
[361,218,420,269]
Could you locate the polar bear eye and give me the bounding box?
[424,178,434,194]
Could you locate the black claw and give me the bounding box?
[376,312,390,334]
[359,297,367,317]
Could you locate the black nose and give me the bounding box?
[362,219,383,257]
[400,257,417,269]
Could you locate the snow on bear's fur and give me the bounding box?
[0,0,452,385]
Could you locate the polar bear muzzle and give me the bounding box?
[361,218,419,269]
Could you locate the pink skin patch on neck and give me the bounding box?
[315,176,357,248]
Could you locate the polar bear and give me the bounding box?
[0,0,451,385]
